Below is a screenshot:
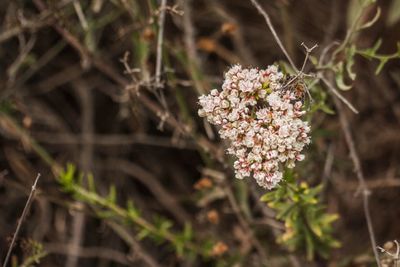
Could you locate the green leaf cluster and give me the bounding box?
[260,173,340,261]
[356,40,400,75]
[319,0,399,91]
[58,163,209,258]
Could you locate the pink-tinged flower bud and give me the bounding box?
[210,89,219,96]
[198,109,206,117]
[296,154,305,161]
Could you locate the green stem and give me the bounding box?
[72,185,205,255]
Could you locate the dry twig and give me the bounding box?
[332,95,381,267]
[319,75,359,114]
[2,173,41,267]
[249,0,298,71]
[154,0,169,121]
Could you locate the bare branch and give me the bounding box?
[249,0,298,71]
[73,0,89,31]
[332,95,381,267]
[319,75,359,114]
[300,42,318,73]
[2,173,41,267]
[155,0,168,109]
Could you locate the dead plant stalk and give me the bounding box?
[2,173,41,267]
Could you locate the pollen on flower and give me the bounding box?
[198,64,311,189]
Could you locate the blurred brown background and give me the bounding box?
[1,0,400,266]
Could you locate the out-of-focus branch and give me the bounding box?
[107,158,191,223]
[106,221,161,267]
[224,184,268,262]
[0,0,74,44]
[2,174,41,267]
[249,0,298,71]
[155,0,167,88]
[154,0,169,121]
[30,0,223,160]
[45,243,131,266]
[211,2,258,66]
[319,75,359,114]
[65,80,95,267]
[33,0,91,68]
[331,91,381,267]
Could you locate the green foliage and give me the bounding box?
[319,0,400,91]
[308,83,335,115]
[19,239,48,267]
[334,61,353,91]
[260,172,340,261]
[355,40,400,74]
[58,163,210,259]
[59,163,80,192]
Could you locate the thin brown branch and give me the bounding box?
[224,184,268,263]
[7,35,37,85]
[155,0,168,111]
[180,0,199,66]
[65,80,95,267]
[73,0,89,31]
[107,158,191,223]
[300,42,318,73]
[106,221,161,267]
[249,0,298,71]
[155,0,167,86]
[33,0,91,68]
[180,0,206,94]
[319,75,359,114]
[2,173,41,267]
[332,94,381,267]
[0,0,74,44]
[211,1,258,66]
[321,143,335,196]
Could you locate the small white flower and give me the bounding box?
[221,100,230,109]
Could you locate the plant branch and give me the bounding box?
[105,222,161,267]
[155,0,168,111]
[2,173,41,267]
[249,0,298,71]
[70,185,204,255]
[332,94,381,267]
[224,184,268,262]
[319,75,359,114]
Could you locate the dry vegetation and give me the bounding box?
[1,0,400,266]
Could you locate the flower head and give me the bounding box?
[198,64,310,189]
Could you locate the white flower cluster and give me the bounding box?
[198,64,311,189]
